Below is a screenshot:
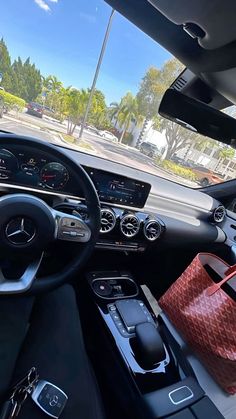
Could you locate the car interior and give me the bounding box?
[0,0,236,418]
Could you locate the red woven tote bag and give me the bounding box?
[159,253,236,394]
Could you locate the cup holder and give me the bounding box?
[90,276,139,300]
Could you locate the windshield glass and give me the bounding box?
[0,0,234,188]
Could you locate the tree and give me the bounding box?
[88,89,107,128]
[136,59,184,145]
[42,75,63,110]
[159,118,210,160]
[57,86,71,121]
[43,75,62,94]
[109,101,123,127]
[214,145,235,171]
[11,57,42,101]
[66,88,89,135]
[118,92,143,143]
[0,38,13,91]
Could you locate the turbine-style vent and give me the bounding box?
[213,205,226,223]
[100,208,116,233]
[120,214,140,238]
[144,220,162,241]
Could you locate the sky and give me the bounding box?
[0,0,171,104]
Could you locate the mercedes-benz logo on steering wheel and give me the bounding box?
[5,217,36,245]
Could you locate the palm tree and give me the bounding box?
[57,86,71,122]
[117,93,143,143]
[66,88,90,135]
[43,75,62,94]
[42,75,63,110]
[109,101,122,127]
[214,146,235,171]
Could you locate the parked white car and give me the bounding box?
[99,130,119,143]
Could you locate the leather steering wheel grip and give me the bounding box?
[0,134,101,294]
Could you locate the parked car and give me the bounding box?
[86,125,100,135]
[190,165,224,186]
[43,106,55,118]
[99,130,119,142]
[171,156,194,168]
[26,102,44,118]
[140,141,161,158]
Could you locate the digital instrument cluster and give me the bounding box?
[0,147,71,191]
[0,145,151,208]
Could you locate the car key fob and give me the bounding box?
[31,380,68,418]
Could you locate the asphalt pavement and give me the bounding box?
[0,116,57,143]
[79,134,197,186]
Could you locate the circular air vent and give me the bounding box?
[120,214,140,238]
[144,220,162,241]
[100,208,116,233]
[213,205,226,223]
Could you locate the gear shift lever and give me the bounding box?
[136,322,166,367]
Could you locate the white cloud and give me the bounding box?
[34,0,50,12]
[48,0,58,2]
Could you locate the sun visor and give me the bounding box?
[148,0,236,50]
[159,89,236,147]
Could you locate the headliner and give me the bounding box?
[105,0,236,105]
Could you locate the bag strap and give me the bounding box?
[206,269,236,296]
[225,264,236,275]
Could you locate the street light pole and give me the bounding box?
[78,8,115,140]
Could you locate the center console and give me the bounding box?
[87,271,224,419]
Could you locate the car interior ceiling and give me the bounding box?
[0,1,236,419]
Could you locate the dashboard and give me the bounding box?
[0,141,226,253]
[0,145,151,208]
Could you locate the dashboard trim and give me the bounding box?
[0,181,151,212]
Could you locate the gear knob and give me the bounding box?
[135,322,166,367]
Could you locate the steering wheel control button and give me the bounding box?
[62,231,85,238]
[5,217,36,245]
[55,214,91,243]
[31,380,68,418]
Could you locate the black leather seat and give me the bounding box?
[0,285,105,419]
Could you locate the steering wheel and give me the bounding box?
[0,134,101,294]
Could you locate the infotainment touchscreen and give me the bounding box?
[85,167,151,208]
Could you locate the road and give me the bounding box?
[0,112,196,187]
[78,134,197,186]
[0,115,58,144]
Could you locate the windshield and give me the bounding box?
[0,0,235,189]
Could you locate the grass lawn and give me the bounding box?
[61,134,94,151]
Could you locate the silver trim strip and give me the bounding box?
[96,241,146,252]
[0,253,43,294]
[0,182,146,211]
[215,226,226,243]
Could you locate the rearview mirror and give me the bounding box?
[159,89,236,147]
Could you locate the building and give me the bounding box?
[176,143,236,180]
